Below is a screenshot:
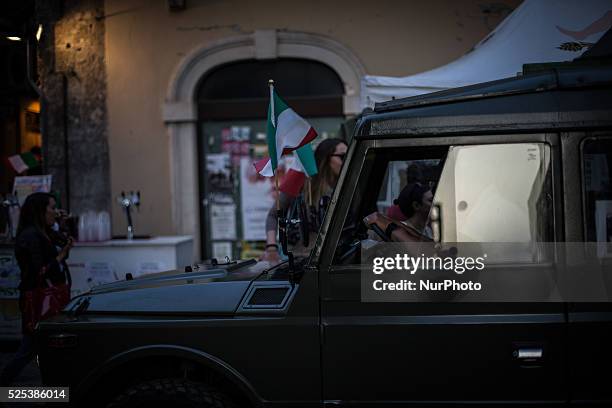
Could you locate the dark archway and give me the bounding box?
[196,58,344,119]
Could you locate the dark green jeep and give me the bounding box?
[37,63,612,407]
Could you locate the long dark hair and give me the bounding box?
[395,183,430,219]
[16,192,55,238]
[311,138,346,203]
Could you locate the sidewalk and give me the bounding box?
[0,340,43,407]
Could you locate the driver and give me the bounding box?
[364,182,434,242]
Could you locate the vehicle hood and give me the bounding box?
[65,260,274,315]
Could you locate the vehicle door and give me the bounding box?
[565,132,612,404]
[317,134,567,406]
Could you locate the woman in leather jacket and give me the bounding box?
[0,192,73,385]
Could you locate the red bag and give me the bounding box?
[21,268,71,334]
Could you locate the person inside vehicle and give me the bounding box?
[261,138,348,262]
[385,163,423,221]
[364,182,434,242]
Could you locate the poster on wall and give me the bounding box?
[66,261,118,296]
[210,201,237,240]
[87,261,117,286]
[240,157,275,241]
[13,175,53,206]
[137,261,168,277]
[206,153,233,192]
[0,250,20,299]
[222,127,251,167]
[212,242,233,260]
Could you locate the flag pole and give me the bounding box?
[270,79,287,258]
[269,79,280,213]
[275,172,280,211]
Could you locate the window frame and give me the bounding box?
[580,134,612,245]
[314,133,560,274]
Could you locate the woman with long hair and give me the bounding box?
[0,192,73,385]
[364,182,434,242]
[262,138,348,262]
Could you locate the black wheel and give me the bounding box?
[106,378,237,408]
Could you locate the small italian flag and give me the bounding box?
[279,144,318,197]
[7,152,40,174]
[254,83,317,177]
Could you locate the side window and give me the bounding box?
[332,146,447,265]
[435,143,552,242]
[435,143,552,263]
[333,142,553,265]
[582,137,612,250]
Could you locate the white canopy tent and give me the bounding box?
[361,0,612,109]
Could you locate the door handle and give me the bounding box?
[515,347,543,360]
[513,346,544,367]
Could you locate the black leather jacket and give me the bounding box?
[14,226,71,292]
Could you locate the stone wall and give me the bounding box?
[36,0,110,215]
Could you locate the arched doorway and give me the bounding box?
[163,30,365,261]
[196,58,345,259]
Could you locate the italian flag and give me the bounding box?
[254,85,317,177]
[7,152,40,174]
[279,144,318,197]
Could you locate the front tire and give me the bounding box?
[106,378,236,408]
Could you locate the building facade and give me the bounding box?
[34,0,519,259]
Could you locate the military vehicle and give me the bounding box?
[37,61,612,407]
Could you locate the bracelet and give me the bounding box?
[385,222,399,239]
[265,244,278,250]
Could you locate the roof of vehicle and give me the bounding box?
[356,61,612,138]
